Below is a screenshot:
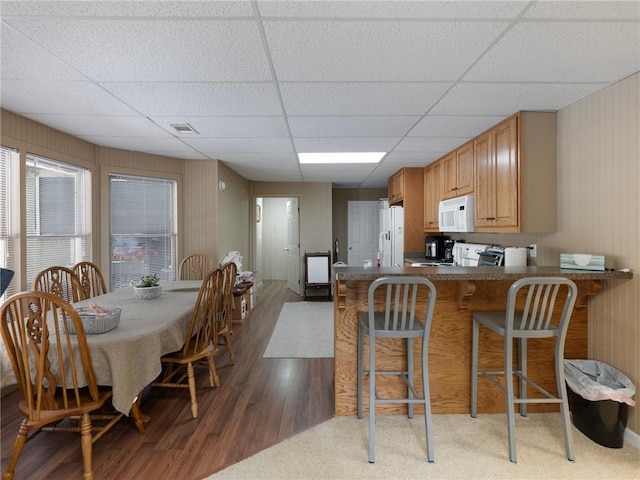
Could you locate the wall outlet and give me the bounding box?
[529,244,537,258]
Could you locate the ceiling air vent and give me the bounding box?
[169,123,199,135]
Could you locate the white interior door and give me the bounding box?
[347,201,379,266]
[286,198,300,294]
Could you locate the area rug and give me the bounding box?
[207,414,640,479]
[263,302,334,358]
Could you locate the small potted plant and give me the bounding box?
[133,273,162,300]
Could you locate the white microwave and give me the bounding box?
[439,194,474,233]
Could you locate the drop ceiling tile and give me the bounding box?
[78,135,196,153]
[0,1,254,17]
[158,152,210,160]
[26,114,172,138]
[288,116,420,137]
[466,22,640,83]
[264,20,507,81]
[394,137,470,153]
[384,152,446,165]
[430,82,608,116]
[182,137,294,153]
[258,1,527,19]
[524,1,640,20]
[231,165,303,183]
[5,19,270,81]
[1,27,85,81]
[410,115,508,137]
[293,137,400,152]
[0,80,140,116]
[100,82,283,116]
[280,82,451,116]
[151,117,289,138]
[210,152,299,165]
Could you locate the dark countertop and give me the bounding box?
[333,265,633,281]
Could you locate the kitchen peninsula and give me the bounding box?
[333,265,632,416]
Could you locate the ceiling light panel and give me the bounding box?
[298,152,385,164]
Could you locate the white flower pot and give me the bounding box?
[134,285,162,300]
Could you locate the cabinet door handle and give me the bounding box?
[486,217,496,220]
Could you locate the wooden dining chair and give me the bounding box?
[178,253,214,280]
[0,291,124,480]
[217,262,237,365]
[220,260,237,334]
[73,261,108,299]
[33,265,85,303]
[152,268,223,418]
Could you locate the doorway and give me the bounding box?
[347,201,379,266]
[254,197,301,295]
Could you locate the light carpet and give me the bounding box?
[263,302,334,358]
[206,414,639,480]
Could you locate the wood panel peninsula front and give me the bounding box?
[332,265,632,416]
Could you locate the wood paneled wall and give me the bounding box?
[551,73,639,436]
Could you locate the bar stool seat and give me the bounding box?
[470,277,578,463]
[357,276,437,464]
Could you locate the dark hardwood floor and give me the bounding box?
[1,281,335,479]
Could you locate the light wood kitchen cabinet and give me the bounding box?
[442,141,474,199]
[388,169,404,204]
[387,167,424,251]
[423,161,442,232]
[474,111,557,233]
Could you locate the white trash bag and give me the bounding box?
[564,359,635,406]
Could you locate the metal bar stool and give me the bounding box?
[357,276,437,463]
[470,277,578,463]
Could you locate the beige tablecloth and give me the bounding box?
[1,280,201,415]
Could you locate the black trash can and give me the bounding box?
[564,360,635,448]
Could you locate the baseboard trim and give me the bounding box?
[624,427,640,449]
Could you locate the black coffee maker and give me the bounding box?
[425,236,447,260]
[443,239,455,263]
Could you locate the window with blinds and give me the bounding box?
[25,154,92,288]
[1,146,18,300]
[109,174,177,291]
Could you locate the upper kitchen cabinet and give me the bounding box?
[388,167,424,251]
[474,111,557,233]
[423,161,442,232]
[442,141,474,199]
[388,169,404,204]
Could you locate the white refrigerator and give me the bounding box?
[379,206,404,267]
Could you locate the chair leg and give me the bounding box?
[368,333,376,464]
[556,351,575,461]
[422,342,434,463]
[357,327,364,419]
[187,362,198,418]
[518,337,528,417]
[3,421,29,480]
[223,335,236,364]
[407,337,414,419]
[206,354,220,388]
[505,337,517,464]
[470,319,479,418]
[80,412,94,480]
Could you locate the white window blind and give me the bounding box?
[1,146,18,300]
[109,174,177,291]
[25,154,91,288]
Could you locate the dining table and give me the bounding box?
[1,280,202,431]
